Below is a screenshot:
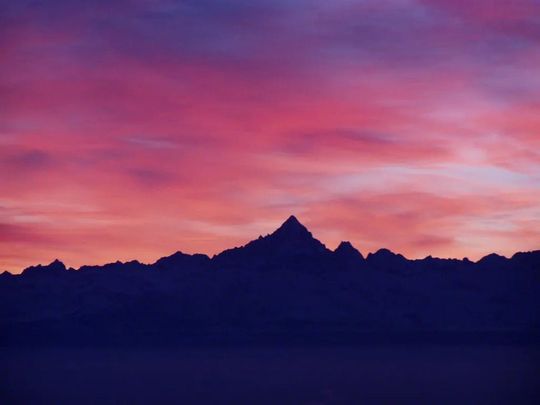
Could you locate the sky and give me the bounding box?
[1,0,540,272]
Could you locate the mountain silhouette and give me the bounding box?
[367,248,409,271]
[1,216,539,346]
[213,215,330,270]
[334,241,365,269]
[22,258,67,276]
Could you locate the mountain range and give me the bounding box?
[1,215,539,346]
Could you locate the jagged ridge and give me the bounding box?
[1,216,539,346]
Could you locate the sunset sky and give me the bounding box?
[1,0,540,272]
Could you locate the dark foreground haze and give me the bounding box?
[2,345,539,404]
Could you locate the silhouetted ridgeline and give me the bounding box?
[1,216,539,346]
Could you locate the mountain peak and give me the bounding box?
[272,215,310,237]
[334,241,364,261]
[214,215,329,266]
[282,215,303,228]
[335,241,363,255]
[367,248,409,270]
[50,259,66,269]
[369,248,401,258]
[22,259,66,275]
[336,241,354,250]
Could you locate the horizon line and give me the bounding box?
[4,215,539,274]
